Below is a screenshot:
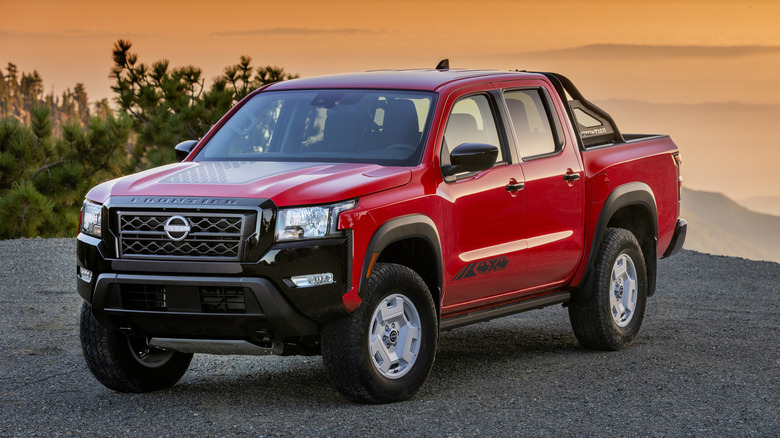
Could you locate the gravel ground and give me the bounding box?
[0,238,778,437]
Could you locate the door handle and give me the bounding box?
[563,173,581,182]
[506,182,525,191]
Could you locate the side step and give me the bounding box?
[149,338,283,355]
[440,292,570,331]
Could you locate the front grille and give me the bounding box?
[117,211,248,261]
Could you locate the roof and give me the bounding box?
[264,69,544,92]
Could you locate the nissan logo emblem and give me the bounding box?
[164,215,191,241]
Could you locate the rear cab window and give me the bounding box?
[503,88,563,160]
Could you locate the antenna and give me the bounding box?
[435,59,449,70]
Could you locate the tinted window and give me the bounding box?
[504,89,556,158]
[195,90,434,166]
[442,94,503,165]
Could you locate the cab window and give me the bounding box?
[441,94,504,168]
[504,89,557,159]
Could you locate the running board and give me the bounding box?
[149,338,283,355]
[440,292,570,331]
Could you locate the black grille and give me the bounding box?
[119,285,248,313]
[117,211,247,261]
[200,287,246,313]
[121,284,167,311]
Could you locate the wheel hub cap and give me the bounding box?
[127,336,174,368]
[609,254,638,328]
[368,293,421,379]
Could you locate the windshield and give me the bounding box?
[195,89,435,166]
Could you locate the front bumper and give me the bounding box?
[77,229,352,344]
[662,218,687,258]
[89,274,318,340]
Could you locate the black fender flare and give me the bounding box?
[359,215,443,302]
[573,182,658,298]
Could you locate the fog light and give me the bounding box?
[78,267,93,283]
[290,273,334,288]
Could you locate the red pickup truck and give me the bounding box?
[76,63,686,403]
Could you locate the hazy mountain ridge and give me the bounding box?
[738,196,780,217]
[591,99,780,201]
[525,44,780,59]
[595,99,780,111]
[680,188,780,263]
[680,207,774,262]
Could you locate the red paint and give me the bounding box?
[87,162,411,206]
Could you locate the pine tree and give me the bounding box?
[0,105,131,238]
[0,64,96,126]
[73,83,90,124]
[0,41,297,238]
[110,39,298,170]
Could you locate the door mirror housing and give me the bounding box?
[442,143,498,176]
[174,140,199,161]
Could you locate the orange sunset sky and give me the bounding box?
[3,0,780,199]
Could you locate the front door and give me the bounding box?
[438,91,528,311]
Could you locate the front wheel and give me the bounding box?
[321,263,438,403]
[568,228,648,351]
[79,302,193,392]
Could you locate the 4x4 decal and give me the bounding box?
[453,256,509,281]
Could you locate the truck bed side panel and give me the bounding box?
[574,135,681,286]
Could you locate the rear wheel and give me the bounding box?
[79,302,192,392]
[568,228,648,350]
[321,263,437,403]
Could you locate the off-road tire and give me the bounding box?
[79,302,193,392]
[321,263,437,404]
[568,227,648,351]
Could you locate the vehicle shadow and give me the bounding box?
[158,317,584,406]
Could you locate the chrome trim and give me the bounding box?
[116,210,248,261]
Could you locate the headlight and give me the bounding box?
[275,200,355,241]
[80,200,102,238]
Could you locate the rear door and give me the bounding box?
[501,83,585,289]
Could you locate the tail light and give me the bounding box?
[673,153,682,200]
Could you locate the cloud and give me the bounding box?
[525,44,780,59]
[0,29,156,39]
[209,27,381,37]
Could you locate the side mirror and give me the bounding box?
[174,140,199,162]
[442,143,498,176]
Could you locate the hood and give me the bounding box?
[86,161,412,206]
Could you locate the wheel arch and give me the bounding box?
[359,215,443,314]
[574,182,659,299]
